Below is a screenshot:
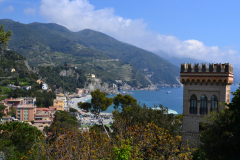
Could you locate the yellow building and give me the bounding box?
[56,93,67,109]
[56,93,65,97]
[53,99,64,110]
[11,68,15,72]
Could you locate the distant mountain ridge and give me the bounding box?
[0,19,180,86]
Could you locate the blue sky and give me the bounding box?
[0,0,240,65]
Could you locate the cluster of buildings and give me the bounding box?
[75,88,88,97]
[0,93,68,131]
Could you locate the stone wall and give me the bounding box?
[181,63,233,145]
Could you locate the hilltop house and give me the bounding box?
[91,74,96,78]
[11,68,15,72]
[42,83,48,90]
[22,86,31,91]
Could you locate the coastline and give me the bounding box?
[69,95,92,111]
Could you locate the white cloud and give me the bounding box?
[3,5,14,13]
[24,7,36,15]
[39,0,239,65]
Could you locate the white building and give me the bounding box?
[91,74,96,78]
[22,86,31,91]
[42,83,48,90]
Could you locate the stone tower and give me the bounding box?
[180,63,233,144]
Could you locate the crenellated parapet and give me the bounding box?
[181,63,233,73]
[180,63,234,84]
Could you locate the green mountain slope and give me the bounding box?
[0,19,179,86]
[0,50,38,81]
[0,50,39,100]
[74,29,180,85]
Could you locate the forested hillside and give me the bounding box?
[0,50,55,107]
[0,50,38,82]
[0,19,180,86]
[38,66,87,92]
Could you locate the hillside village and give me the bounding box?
[1,21,240,159]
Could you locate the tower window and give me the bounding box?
[190,95,197,114]
[211,96,218,113]
[200,95,208,115]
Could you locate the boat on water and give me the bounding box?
[166,91,171,94]
[120,91,133,95]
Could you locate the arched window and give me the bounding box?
[211,96,218,113]
[200,95,208,115]
[190,95,197,114]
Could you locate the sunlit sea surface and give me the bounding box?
[86,85,239,115]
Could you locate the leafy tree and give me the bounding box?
[0,104,6,111]
[79,89,113,138]
[0,104,6,118]
[193,86,240,160]
[0,112,4,118]
[43,110,79,139]
[8,106,16,116]
[0,121,43,159]
[113,94,137,110]
[174,113,183,122]
[89,89,113,116]
[89,124,110,134]
[78,101,91,112]
[39,82,43,89]
[112,96,181,136]
[69,107,78,113]
[0,25,12,50]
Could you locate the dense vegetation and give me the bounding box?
[112,94,182,136]
[0,109,192,159]
[0,121,43,159]
[0,19,179,86]
[43,110,79,140]
[12,89,240,159]
[0,50,38,79]
[0,49,39,101]
[38,65,87,92]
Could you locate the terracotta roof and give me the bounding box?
[49,106,57,110]
[34,120,52,123]
[36,108,49,111]
[16,105,36,108]
[35,111,49,116]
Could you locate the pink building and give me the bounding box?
[16,105,36,121]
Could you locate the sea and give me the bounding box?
[86,85,239,115]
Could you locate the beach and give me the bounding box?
[68,94,114,126]
[68,94,92,111]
